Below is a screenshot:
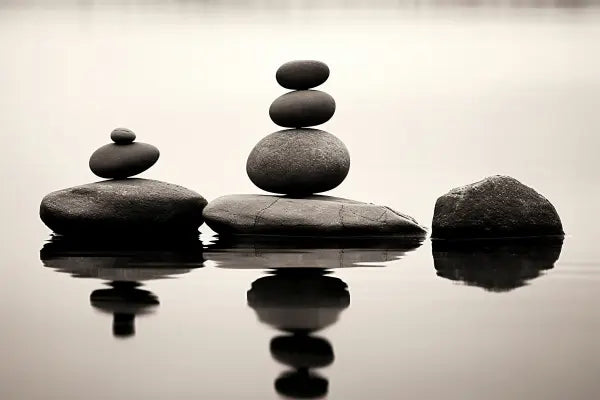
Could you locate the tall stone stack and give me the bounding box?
[246,60,350,196]
[203,60,427,236]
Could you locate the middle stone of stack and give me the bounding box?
[246,60,350,196]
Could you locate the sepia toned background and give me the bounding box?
[1,1,599,399]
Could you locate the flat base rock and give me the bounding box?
[432,175,564,239]
[40,179,207,237]
[202,194,426,236]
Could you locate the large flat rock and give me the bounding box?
[40,179,207,237]
[202,194,426,236]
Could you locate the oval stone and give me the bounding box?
[39,179,207,237]
[89,142,159,179]
[276,60,330,90]
[246,129,349,195]
[110,128,136,144]
[269,90,335,128]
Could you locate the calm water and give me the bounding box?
[1,1,599,399]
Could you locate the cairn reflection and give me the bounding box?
[207,235,424,269]
[40,236,204,337]
[248,269,350,399]
[432,237,563,292]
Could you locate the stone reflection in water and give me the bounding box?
[247,269,350,399]
[206,235,424,269]
[432,237,564,292]
[90,281,159,337]
[40,236,204,337]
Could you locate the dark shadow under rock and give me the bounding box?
[205,235,423,269]
[432,236,564,292]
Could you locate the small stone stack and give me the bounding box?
[203,61,427,236]
[247,60,349,195]
[88,128,159,179]
[40,128,207,237]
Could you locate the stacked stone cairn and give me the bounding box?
[40,128,207,237]
[203,60,427,236]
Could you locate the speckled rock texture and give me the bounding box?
[432,175,563,239]
[40,178,207,236]
[246,129,350,195]
[269,90,336,128]
[202,194,427,236]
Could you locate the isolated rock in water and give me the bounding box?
[269,90,336,128]
[203,194,426,236]
[40,178,207,237]
[246,129,350,195]
[110,127,136,144]
[432,237,563,292]
[276,60,330,90]
[89,142,159,179]
[432,175,563,238]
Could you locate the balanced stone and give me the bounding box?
[40,178,207,236]
[269,90,335,128]
[247,129,349,195]
[89,142,159,179]
[432,175,564,239]
[110,128,136,144]
[203,194,427,236]
[276,60,330,90]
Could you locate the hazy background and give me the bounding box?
[0,1,599,399]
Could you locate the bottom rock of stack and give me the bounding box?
[40,179,207,237]
[202,194,426,236]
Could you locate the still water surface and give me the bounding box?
[1,1,599,399]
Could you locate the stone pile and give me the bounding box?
[40,128,207,237]
[203,60,427,236]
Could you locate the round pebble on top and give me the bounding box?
[110,128,136,144]
[89,142,159,179]
[269,90,336,128]
[276,60,330,90]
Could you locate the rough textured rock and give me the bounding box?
[432,175,563,238]
[40,179,207,236]
[432,237,563,292]
[89,142,159,179]
[276,60,330,90]
[269,90,336,128]
[203,194,427,236]
[246,129,350,195]
[110,128,136,144]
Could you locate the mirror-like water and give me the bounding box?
[1,2,599,399]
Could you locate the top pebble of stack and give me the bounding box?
[276,60,330,90]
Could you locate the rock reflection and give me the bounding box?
[40,236,204,337]
[90,281,159,338]
[248,269,350,398]
[432,237,563,292]
[207,235,424,269]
